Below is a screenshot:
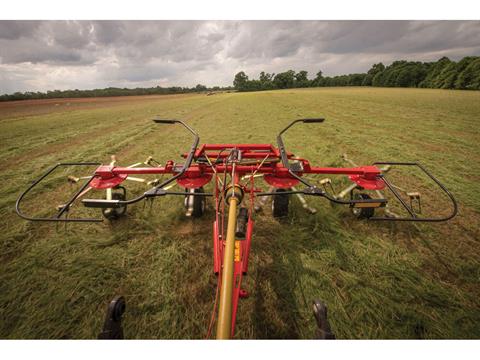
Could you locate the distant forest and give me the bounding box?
[1,56,479,101]
[233,56,480,92]
[0,84,233,102]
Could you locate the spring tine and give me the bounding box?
[76,186,93,199]
[292,186,317,214]
[124,176,147,183]
[254,185,273,212]
[127,162,143,168]
[342,153,358,167]
[337,183,358,200]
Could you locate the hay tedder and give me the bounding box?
[16,118,457,339]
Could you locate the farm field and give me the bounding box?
[0,87,479,339]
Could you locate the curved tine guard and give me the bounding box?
[82,118,202,210]
[277,118,324,181]
[369,162,458,222]
[274,118,387,207]
[16,162,104,222]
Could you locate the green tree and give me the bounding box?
[454,57,480,89]
[259,71,273,83]
[419,57,451,88]
[259,71,275,89]
[233,71,249,91]
[312,70,324,87]
[363,63,385,86]
[294,70,309,87]
[195,84,207,92]
[273,70,295,89]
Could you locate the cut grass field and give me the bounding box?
[0,87,479,339]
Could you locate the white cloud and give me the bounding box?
[0,20,479,93]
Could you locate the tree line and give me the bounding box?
[233,56,480,91]
[0,84,232,102]
[2,56,479,101]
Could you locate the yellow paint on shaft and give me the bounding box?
[216,196,238,339]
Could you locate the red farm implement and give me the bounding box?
[16,118,457,339]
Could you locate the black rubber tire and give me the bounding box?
[272,188,290,218]
[102,191,127,220]
[184,187,205,218]
[350,193,375,219]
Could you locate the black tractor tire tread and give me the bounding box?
[102,191,127,220]
[272,188,290,218]
[186,187,205,218]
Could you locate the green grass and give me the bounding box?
[0,87,479,339]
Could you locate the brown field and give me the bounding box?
[0,93,198,120]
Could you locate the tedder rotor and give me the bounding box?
[16,118,457,339]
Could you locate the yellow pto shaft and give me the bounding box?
[216,196,238,339]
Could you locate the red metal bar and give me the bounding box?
[213,221,220,274]
[98,164,382,182]
[189,152,280,159]
[308,166,381,178]
[108,167,169,175]
[242,219,254,274]
[201,144,274,150]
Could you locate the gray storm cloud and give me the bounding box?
[0,20,479,93]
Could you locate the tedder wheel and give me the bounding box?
[102,190,127,220]
[184,187,205,218]
[272,188,290,218]
[350,193,375,219]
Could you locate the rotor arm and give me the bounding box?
[275,118,389,209]
[82,118,201,209]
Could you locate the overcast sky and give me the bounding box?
[0,20,479,94]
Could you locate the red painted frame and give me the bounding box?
[90,143,384,191]
[89,143,385,337]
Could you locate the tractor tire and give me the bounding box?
[102,191,127,220]
[350,193,375,219]
[272,188,290,218]
[184,187,205,218]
